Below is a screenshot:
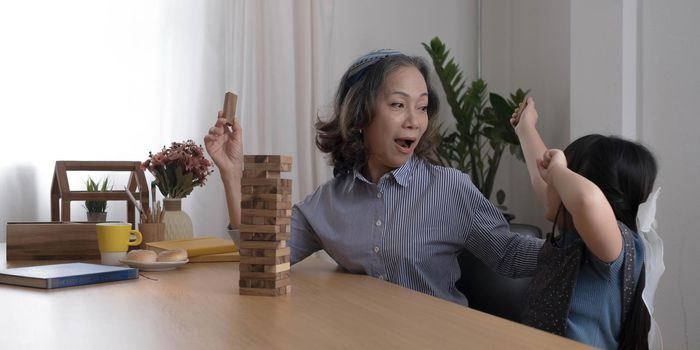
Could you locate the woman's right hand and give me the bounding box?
[204,112,243,178]
[510,96,538,135]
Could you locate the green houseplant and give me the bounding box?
[84,176,111,222]
[422,37,527,219]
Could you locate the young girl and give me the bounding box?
[205,49,543,306]
[511,97,657,349]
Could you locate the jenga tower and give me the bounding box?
[239,155,293,296]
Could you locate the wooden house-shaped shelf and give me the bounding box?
[50,161,150,227]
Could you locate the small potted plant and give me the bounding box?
[84,176,111,222]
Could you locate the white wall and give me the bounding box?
[484,0,571,231]
[487,0,700,348]
[641,0,700,348]
[328,0,477,131]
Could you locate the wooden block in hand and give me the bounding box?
[223,92,238,125]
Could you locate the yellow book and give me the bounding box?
[188,252,240,263]
[146,237,238,257]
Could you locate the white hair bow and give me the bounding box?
[637,187,663,349]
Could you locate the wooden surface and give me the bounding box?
[0,243,592,350]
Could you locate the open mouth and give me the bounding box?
[394,138,415,152]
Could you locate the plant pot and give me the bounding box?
[86,212,107,222]
[162,198,193,240]
[139,222,165,249]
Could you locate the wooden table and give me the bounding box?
[0,243,591,349]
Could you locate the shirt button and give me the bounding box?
[375,220,382,226]
[373,246,380,253]
[376,192,382,199]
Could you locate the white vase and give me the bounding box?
[162,198,193,240]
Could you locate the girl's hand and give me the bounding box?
[510,96,538,135]
[204,112,243,178]
[536,149,567,184]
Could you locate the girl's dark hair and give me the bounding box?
[552,134,657,349]
[315,53,440,176]
[561,134,657,232]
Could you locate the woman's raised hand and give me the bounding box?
[204,111,243,178]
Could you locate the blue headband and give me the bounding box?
[347,49,404,81]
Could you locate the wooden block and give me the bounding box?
[241,194,292,202]
[241,201,292,210]
[239,263,265,272]
[240,232,291,241]
[239,224,290,234]
[241,178,292,188]
[239,247,290,257]
[240,255,290,265]
[241,185,292,195]
[239,240,286,249]
[188,252,240,262]
[239,285,291,297]
[243,155,293,164]
[241,209,292,218]
[244,162,292,172]
[239,277,289,289]
[242,170,280,179]
[240,270,290,280]
[6,222,101,260]
[239,277,290,289]
[240,216,291,225]
[223,92,237,125]
[265,262,291,273]
[240,262,290,273]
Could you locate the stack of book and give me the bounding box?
[238,155,293,296]
[146,237,239,262]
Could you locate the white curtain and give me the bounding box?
[219,0,335,207]
[0,0,476,241]
[191,0,336,236]
[0,0,335,240]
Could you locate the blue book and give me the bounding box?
[0,263,138,289]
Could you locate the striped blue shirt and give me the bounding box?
[289,155,544,306]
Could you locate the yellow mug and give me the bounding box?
[96,223,142,265]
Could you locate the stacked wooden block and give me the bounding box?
[239,155,293,296]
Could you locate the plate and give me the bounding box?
[119,259,189,272]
